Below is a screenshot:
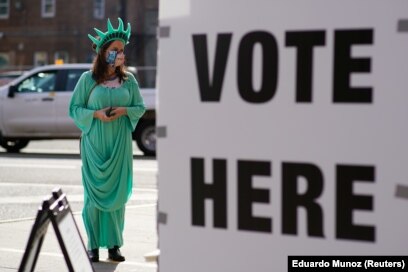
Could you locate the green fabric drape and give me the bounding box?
[69,71,145,249]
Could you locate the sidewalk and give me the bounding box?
[0,204,158,272]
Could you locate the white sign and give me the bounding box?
[158,1,408,271]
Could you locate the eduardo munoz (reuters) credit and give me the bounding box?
[288,256,407,271]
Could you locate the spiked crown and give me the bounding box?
[88,18,131,53]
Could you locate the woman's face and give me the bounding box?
[105,40,125,68]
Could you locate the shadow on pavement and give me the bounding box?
[92,261,119,272]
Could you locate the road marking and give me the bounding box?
[0,163,77,169]
[0,203,157,224]
[22,149,80,154]
[0,196,157,205]
[0,216,42,224]
[0,195,83,204]
[0,182,158,193]
[0,247,157,268]
[0,247,63,258]
[0,182,83,188]
[0,162,157,171]
[0,191,157,204]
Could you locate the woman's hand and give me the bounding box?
[109,107,127,120]
[94,107,127,122]
[94,107,115,122]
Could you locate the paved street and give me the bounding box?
[0,140,158,271]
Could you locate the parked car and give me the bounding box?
[0,64,156,156]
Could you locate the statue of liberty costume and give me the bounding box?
[69,18,146,253]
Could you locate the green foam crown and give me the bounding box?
[88,18,131,53]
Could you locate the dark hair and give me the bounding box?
[91,40,128,84]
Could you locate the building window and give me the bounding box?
[93,0,104,19]
[0,0,9,19]
[0,52,9,67]
[34,52,48,66]
[41,0,55,18]
[54,51,69,64]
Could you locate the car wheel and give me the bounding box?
[134,120,156,156]
[0,139,30,153]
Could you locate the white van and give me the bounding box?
[0,64,156,156]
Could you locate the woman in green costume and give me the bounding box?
[69,18,145,262]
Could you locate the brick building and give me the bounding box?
[0,0,158,85]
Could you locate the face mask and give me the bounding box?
[106,50,118,66]
[106,50,125,67]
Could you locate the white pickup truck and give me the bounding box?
[0,63,156,156]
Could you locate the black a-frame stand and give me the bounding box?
[18,188,94,272]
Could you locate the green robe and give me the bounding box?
[69,71,145,249]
